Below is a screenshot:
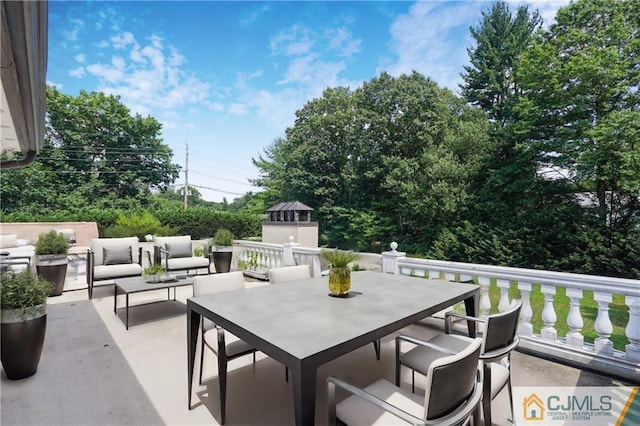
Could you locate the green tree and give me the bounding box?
[0,87,180,212]
[254,72,492,251]
[461,1,541,129]
[514,0,640,228]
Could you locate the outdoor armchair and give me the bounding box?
[328,337,483,425]
[154,236,210,275]
[396,300,522,426]
[193,272,257,425]
[87,237,143,299]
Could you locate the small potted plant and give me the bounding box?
[320,249,359,297]
[210,229,234,273]
[0,270,52,379]
[143,264,165,283]
[35,230,69,296]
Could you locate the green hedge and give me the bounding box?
[0,207,263,240]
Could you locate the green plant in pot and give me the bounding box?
[143,264,165,283]
[320,249,359,297]
[210,229,234,273]
[0,270,52,379]
[35,230,69,296]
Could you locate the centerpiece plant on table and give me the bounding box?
[320,249,359,297]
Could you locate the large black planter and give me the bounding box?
[36,255,68,296]
[211,250,232,273]
[1,309,47,380]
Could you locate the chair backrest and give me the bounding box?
[423,337,482,421]
[193,271,246,297]
[193,272,246,331]
[482,299,522,356]
[90,237,140,266]
[268,265,311,284]
[155,235,193,260]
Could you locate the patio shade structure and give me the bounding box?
[0,0,48,168]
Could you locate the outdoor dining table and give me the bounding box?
[186,270,479,425]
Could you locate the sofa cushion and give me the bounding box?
[0,234,18,249]
[165,241,192,259]
[167,257,210,270]
[94,263,143,280]
[103,246,132,265]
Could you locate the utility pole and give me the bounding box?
[184,142,189,210]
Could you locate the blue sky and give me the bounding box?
[47,0,568,202]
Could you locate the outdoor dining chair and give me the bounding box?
[328,337,483,425]
[268,264,311,283]
[193,272,257,425]
[396,300,522,426]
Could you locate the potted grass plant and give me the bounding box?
[320,249,359,297]
[0,270,52,379]
[143,264,165,283]
[210,229,234,273]
[35,230,69,296]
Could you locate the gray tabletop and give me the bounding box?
[114,275,194,294]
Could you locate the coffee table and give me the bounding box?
[114,275,194,329]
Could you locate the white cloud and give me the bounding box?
[229,103,249,115]
[69,67,85,78]
[111,32,135,50]
[241,4,270,27]
[64,19,84,41]
[74,53,86,63]
[81,32,210,117]
[326,27,361,57]
[270,24,314,56]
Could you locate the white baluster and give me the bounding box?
[625,296,640,362]
[540,285,557,341]
[594,292,614,355]
[497,279,511,312]
[517,282,533,336]
[477,276,492,317]
[565,288,584,348]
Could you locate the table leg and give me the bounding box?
[187,308,200,410]
[291,362,316,426]
[126,293,130,330]
[464,291,479,337]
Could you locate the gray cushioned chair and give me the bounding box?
[87,237,143,299]
[154,236,210,275]
[193,272,257,425]
[396,300,522,426]
[328,337,483,425]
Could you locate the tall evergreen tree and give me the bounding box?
[461,1,541,129]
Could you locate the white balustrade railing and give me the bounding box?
[233,240,639,380]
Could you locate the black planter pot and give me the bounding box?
[211,250,232,273]
[36,255,68,296]
[1,310,47,380]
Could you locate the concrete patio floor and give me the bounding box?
[1,284,634,426]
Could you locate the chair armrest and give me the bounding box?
[481,335,520,362]
[327,376,425,426]
[444,311,485,334]
[395,335,459,356]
